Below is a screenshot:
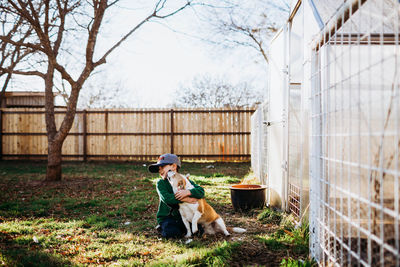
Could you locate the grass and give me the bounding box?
[257,208,283,225]
[256,208,312,263]
[0,161,310,266]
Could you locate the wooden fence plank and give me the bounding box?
[0,108,254,161]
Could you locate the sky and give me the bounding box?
[86,1,269,108]
[5,0,284,108]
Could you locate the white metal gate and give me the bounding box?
[251,102,269,186]
[309,0,400,265]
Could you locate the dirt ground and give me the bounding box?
[219,207,304,266]
[0,162,309,266]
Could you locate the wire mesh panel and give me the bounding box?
[310,0,400,265]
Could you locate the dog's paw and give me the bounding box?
[192,227,198,234]
[185,233,192,238]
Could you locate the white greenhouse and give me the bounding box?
[251,0,400,265]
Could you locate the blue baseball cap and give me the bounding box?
[148,153,181,173]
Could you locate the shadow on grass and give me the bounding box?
[0,232,73,267]
[0,161,253,265]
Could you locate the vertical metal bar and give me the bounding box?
[170,109,174,154]
[379,1,385,265]
[284,22,290,212]
[333,17,338,264]
[367,3,372,264]
[347,3,353,265]
[325,41,331,263]
[339,22,346,265]
[357,0,362,263]
[310,48,318,261]
[83,109,87,162]
[337,13,344,266]
[320,27,324,264]
[319,62,323,261]
[394,3,400,266]
[299,2,305,221]
[286,20,291,214]
[318,43,324,263]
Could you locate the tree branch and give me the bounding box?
[154,1,191,19]
[10,0,52,53]
[93,11,154,67]
[0,67,45,78]
[53,62,76,85]
[94,1,192,67]
[247,31,268,63]
[53,0,66,55]
[0,35,45,52]
[85,0,107,68]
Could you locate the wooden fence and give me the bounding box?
[0,108,254,162]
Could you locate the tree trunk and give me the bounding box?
[44,61,60,181]
[46,139,62,181]
[0,72,12,108]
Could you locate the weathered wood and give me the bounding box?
[0,107,254,162]
[83,110,87,162]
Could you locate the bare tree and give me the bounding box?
[200,0,289,66]
[0,12,35,106]
[173,74,262,108]
[0,0,195,181]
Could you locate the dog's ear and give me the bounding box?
[178,179,186,189]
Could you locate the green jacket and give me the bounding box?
[156,177,205,224]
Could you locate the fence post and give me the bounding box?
[0,110,2,160]
[170,109,174,154]
[83,109,87,162]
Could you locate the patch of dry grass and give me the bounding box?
[0,161,309,266]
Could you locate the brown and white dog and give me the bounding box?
[167,171,246,238]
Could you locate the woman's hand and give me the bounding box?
[175,189,191,201]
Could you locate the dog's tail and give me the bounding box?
[227,226,247,234]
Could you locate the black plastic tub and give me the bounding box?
[229,184,267,211]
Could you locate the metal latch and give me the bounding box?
[263,120,284,126]
[281,161,288,171]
